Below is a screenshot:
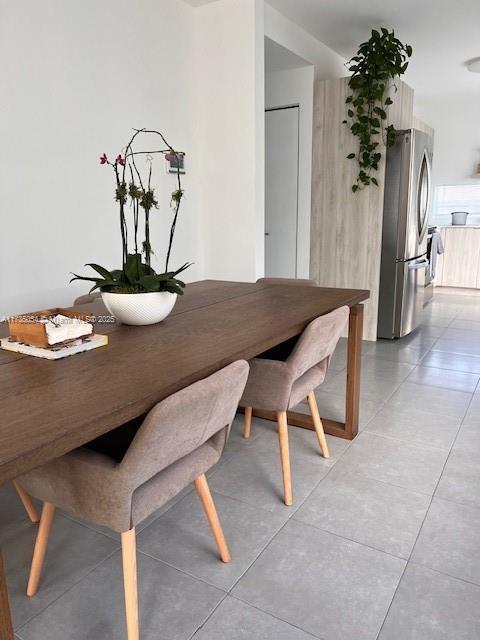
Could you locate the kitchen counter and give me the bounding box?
[436,225,480,229]
[435,227,480,289]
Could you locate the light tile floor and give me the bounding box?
[3,290,480,639]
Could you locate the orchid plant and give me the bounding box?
[71,128,189,295]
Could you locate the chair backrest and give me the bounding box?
[74,292,102,306]
[287,306,349,379]
[120,360,249,487]
[257,277,316,287]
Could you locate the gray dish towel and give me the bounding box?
[430,231,445,279]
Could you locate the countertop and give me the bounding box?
[436,225,480,229]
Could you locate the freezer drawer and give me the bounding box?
[397,258,427,337]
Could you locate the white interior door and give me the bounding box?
[265,106,299,278]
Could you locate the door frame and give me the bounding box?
[264,65,314,279]
[265,105,300,278]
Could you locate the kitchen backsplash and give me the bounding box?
[430,212,480,226]
[430,184,480,226]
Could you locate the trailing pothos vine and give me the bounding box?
[343,28,412,192]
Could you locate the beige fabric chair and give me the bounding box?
[17,360,249,640]
[73,291,102,305]
[241,307,349,506]
[256,277,316,286]
[10,292,101,524]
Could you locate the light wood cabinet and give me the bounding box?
[436,228,480,288]
[310,77,414,340]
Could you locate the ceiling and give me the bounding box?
[265,37,310,73]
[266,0,480,98]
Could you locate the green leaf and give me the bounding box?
[373,107,387,119]
[124,253,142,285]
[161,282,185,296]
[347,153,356,159]
[85,263,113,281]
[371,177,379,186]
[89,280,118,293]
[69,273,102,284]
[352,184,359,193]
[172,262,192,277]
[138,275,160,292]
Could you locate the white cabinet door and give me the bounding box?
[265,107,299,278]
[441,228,480,288]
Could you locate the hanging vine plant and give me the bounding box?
[343,28,412,192]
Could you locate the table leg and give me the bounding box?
[343,303,363,439]
[0,551,14,640]
[248,303,364,441]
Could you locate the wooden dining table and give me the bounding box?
[0,279,369,638]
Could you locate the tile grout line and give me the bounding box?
[15,546,120,634]
[229,593,327,640]
[218,427,357,599]
[187,591,230,640]
[374,353,474,640]
[288,516,411,562]
[407,558,480,591]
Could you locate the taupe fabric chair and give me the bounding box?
[10,292,102,522]
[73,291,102,305]
[241,306,349,506]
[256,277,316,286]
[17,360,249,640]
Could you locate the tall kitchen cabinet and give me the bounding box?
[310,77,415,341]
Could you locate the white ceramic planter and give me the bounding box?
[101,291,177,326]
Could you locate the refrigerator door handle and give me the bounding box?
[408,258,429,270]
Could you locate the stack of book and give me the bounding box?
[1,308,108,360]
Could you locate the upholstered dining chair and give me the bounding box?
[16,360,249,640]
[240,306,349,506]
[73,291,102,305]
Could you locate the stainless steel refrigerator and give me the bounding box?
[377,129,433,339]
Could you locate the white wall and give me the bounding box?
[264,3,345,80]
[265,66,314,278]
[194,0,265,282]
[264,4,345,280]
[0,0,269,316]
[415,92,480,187]
[0,0,202,316]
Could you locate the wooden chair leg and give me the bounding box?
[277,411,293,506]
[307,392,330,459]
[121,528,139,640]
[194,474,231,563]
[243,406,253,438]
[27,502,55,596]
[12,481,40,523]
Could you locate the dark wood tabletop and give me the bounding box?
[0,280,369,486]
